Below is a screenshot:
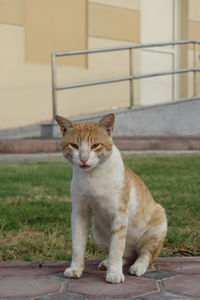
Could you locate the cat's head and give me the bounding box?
[56,113,115,171]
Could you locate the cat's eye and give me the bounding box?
[69,143,79,150]
[91,144,100,150]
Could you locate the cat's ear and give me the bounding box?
[55,115,74,136]
[98,113,115,136]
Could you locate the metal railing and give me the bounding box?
[51,40,200,120]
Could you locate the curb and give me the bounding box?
[0,137,200,154]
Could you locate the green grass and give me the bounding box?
[0,155,199,261]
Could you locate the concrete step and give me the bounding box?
[0,136,200,154]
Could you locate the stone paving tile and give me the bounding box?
[0,266,66,278]
[136,291,189,300]
[141,270,177,280]
[0,277,62,300]
[66,275,158,299]
[47,272,91,282]
[155,257,200,264]
[47,272,69,281]
[163,274,200,298]
[41,261,70,268]
[156,258,200,275]
[36,292,86,300]
[0,261,40,268]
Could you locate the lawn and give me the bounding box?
[0,155,199,261]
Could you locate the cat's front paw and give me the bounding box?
[64,267,83,279]
[106,271,125,284]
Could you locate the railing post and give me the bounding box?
[172,52,175,100]
[129,48,134,108]
[193,41,198,98]
[51,53,57,120]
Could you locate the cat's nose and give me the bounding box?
[80,158,88,164]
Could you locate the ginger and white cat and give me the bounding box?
[56,113,167,284]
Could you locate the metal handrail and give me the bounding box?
[51,40,200,120]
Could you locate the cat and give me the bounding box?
[56,113,167,284]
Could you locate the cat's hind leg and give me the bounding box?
[98,259,109,270]
[129,233,165,276]
[129,218,167,277]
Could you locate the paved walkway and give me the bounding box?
[0,258,199,299]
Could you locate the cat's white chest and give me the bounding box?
[71,145,124,215]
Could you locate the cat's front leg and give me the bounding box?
[64,203,90,279]
[106,218,127,284]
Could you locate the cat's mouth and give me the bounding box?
[80,164,91,169]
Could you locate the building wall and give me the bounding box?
[88,1,140,42]
[0,0,88,129]
[0,0,25,26]
[57,0,141,117]
[0,0,141,129]
[0,0,199,130]
[188,0,200,98]
[0,23,53,130]
[25,0,88,67]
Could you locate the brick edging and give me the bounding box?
[0,137,200,154]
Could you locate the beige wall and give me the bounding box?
[88,2,140,43]
[0,27,136,129]
[56,37,141,117]
[0,0,88,130]
[87,0,141,107]
[1,0,200,130]
[188,0,200,42]
[89,0,140,10]
[189,0,200,21]
[0,0,88,67]
[0,24,52,129]
[0,0,141,130]
[188,0,200,98]
[0,0,24,26]
[25,0,88,67]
